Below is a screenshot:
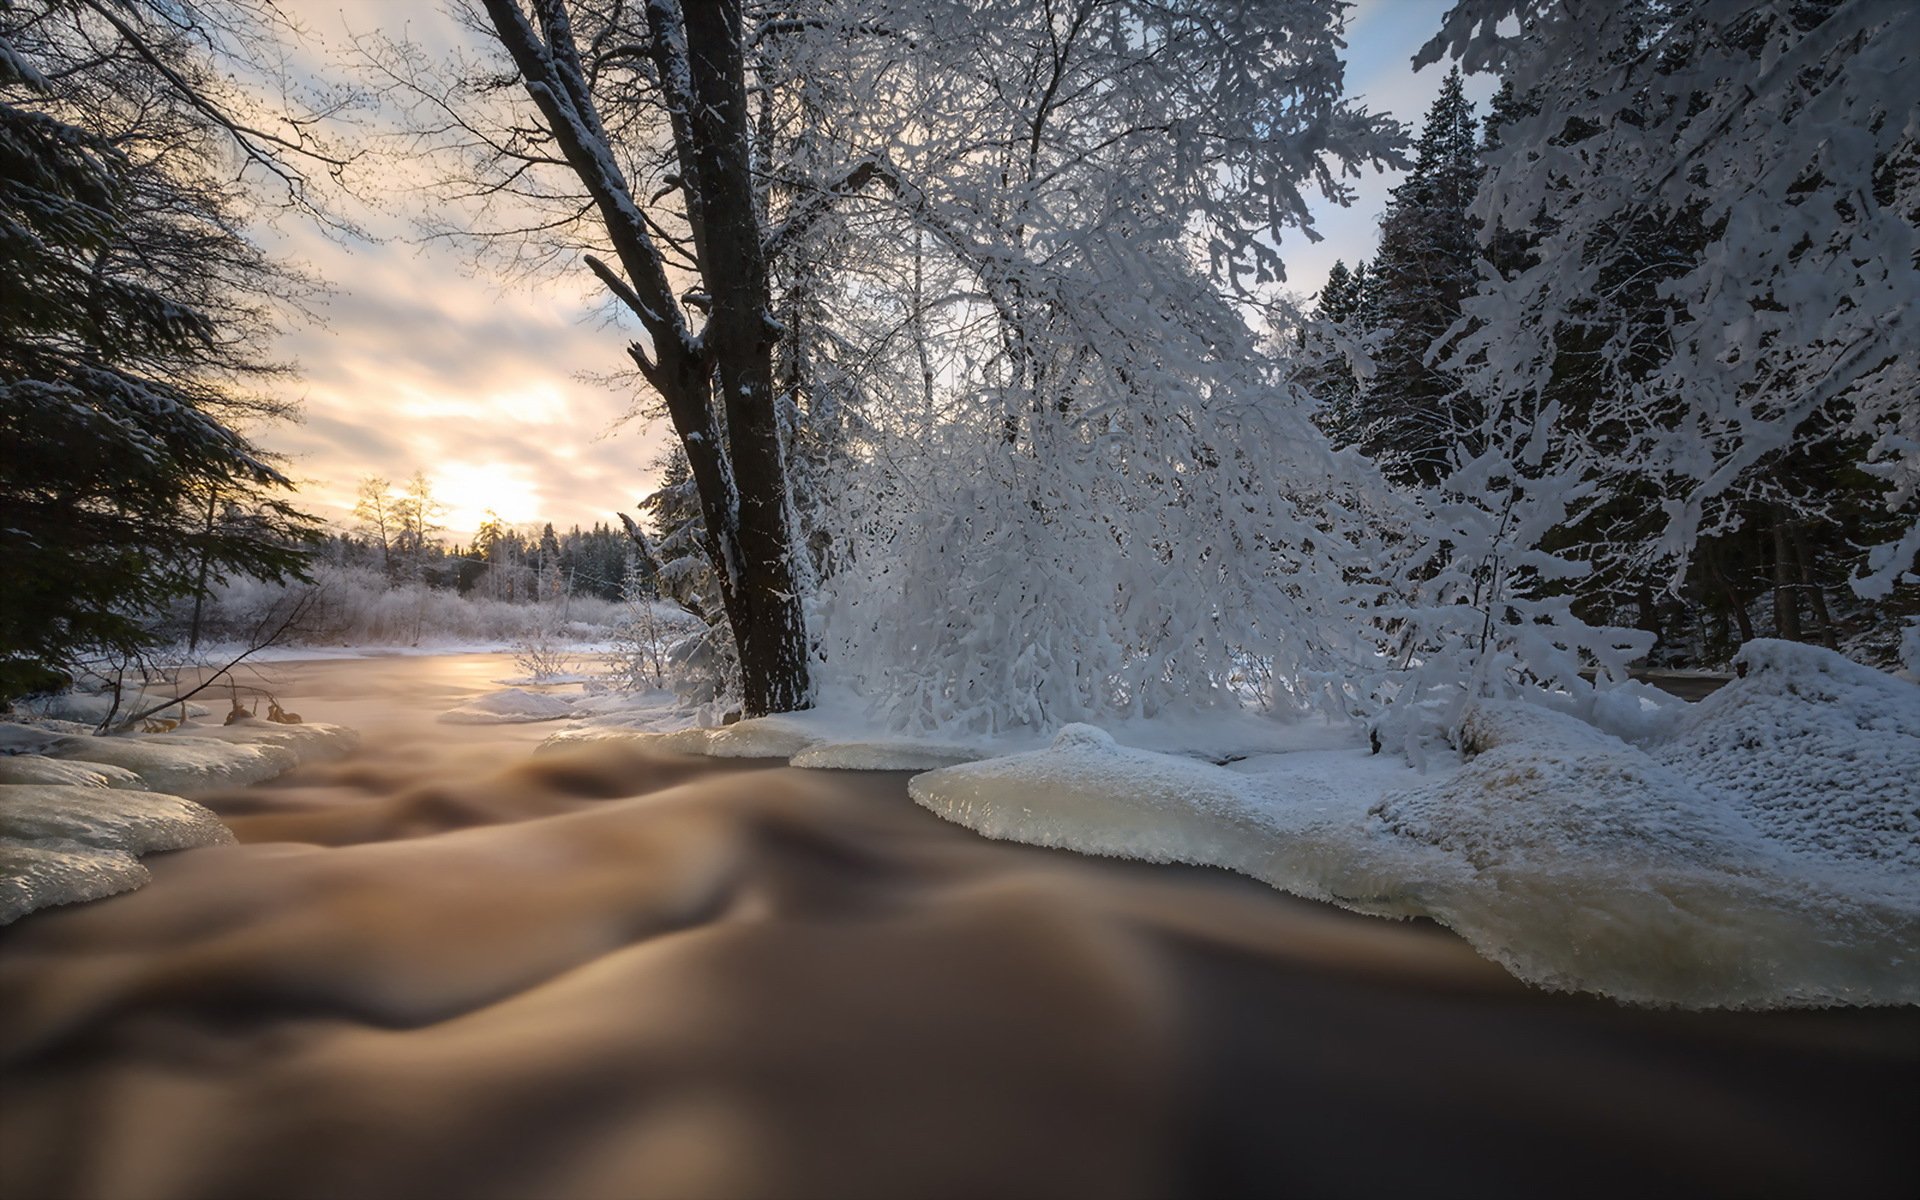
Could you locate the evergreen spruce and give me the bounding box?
[1354,68,1483,485]
[0,23,318,699]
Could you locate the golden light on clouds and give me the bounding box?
[433,462,544,536]
[235,1,677,542]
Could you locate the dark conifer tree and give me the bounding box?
[0,16,320,699]
[1354,68,1483,485]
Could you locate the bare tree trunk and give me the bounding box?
[480,0,811,716]
[680,0,811,715]
[1770,511,1802,642]
[187,485,218,653]
[1788,522,1838,650]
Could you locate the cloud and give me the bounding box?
[249,0,1484,540]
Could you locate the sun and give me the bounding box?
[432,462,542,539]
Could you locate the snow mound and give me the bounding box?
[1373,704,1765,873]
[1360,701,1920,1007]
[790,739,985,771]
[0,755,145,790]
[912,726,1282,871]
[1641,640,1920,870]
[41,722,358,794]
[439,688,576,725]
[1,784,234,924]
[702,715,821,759]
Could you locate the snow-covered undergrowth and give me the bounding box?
[1,714,359,924]
[182,564,644,652]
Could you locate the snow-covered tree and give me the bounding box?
[798,0,1408,731]
[1422,0,1920,664]
[0,2,336,700]
[1351,68,1484,485]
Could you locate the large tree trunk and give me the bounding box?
[679,0,811,716]
[480,0,811,716]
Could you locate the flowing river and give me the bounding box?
[2,654,1916,1198]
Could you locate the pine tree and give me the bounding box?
[0,19,318,699]
[1355,68,1483,485]
[640,445,719,625]
[1304,258,1370,445]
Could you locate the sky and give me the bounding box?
[259,0,1491,540]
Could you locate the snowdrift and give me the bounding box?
[910,642,1920,1009]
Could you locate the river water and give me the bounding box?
[2,654,1916,1198]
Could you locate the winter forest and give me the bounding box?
[3,1,1919,1195]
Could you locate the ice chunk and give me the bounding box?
[791,739,985,771]
[0,755,145,790]
[913,697,1920,1009]
[911,725,1281,870]
[439,688,577,725]
[538,726,715,756]
[42,722,357,794]
[0,840,148,926]
[0,785,234,855]
[702,715,821,759]
[0,784,234,924]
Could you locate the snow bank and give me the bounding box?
[912,649,1920,1009]
[0,785,234,924]
[1642,640,1920,870]
[439,688,576,725]
[0,755,145,790]
[39,722,358,795]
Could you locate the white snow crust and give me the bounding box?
[0,755,145,789]
[40,721,358,794]
[0,785,234,924]
[910,648,1920,1009]
[439,688,577,725]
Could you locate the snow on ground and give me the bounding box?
[438,688,577,725]
[1,708,360,924]
[910,642,1920,1009]
[0,786,235,924]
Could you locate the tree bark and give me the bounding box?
[1770,511,1802,642]
[481,0,811,715]
[679,0,812,715]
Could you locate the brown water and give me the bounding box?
[2,655,1917,1199]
